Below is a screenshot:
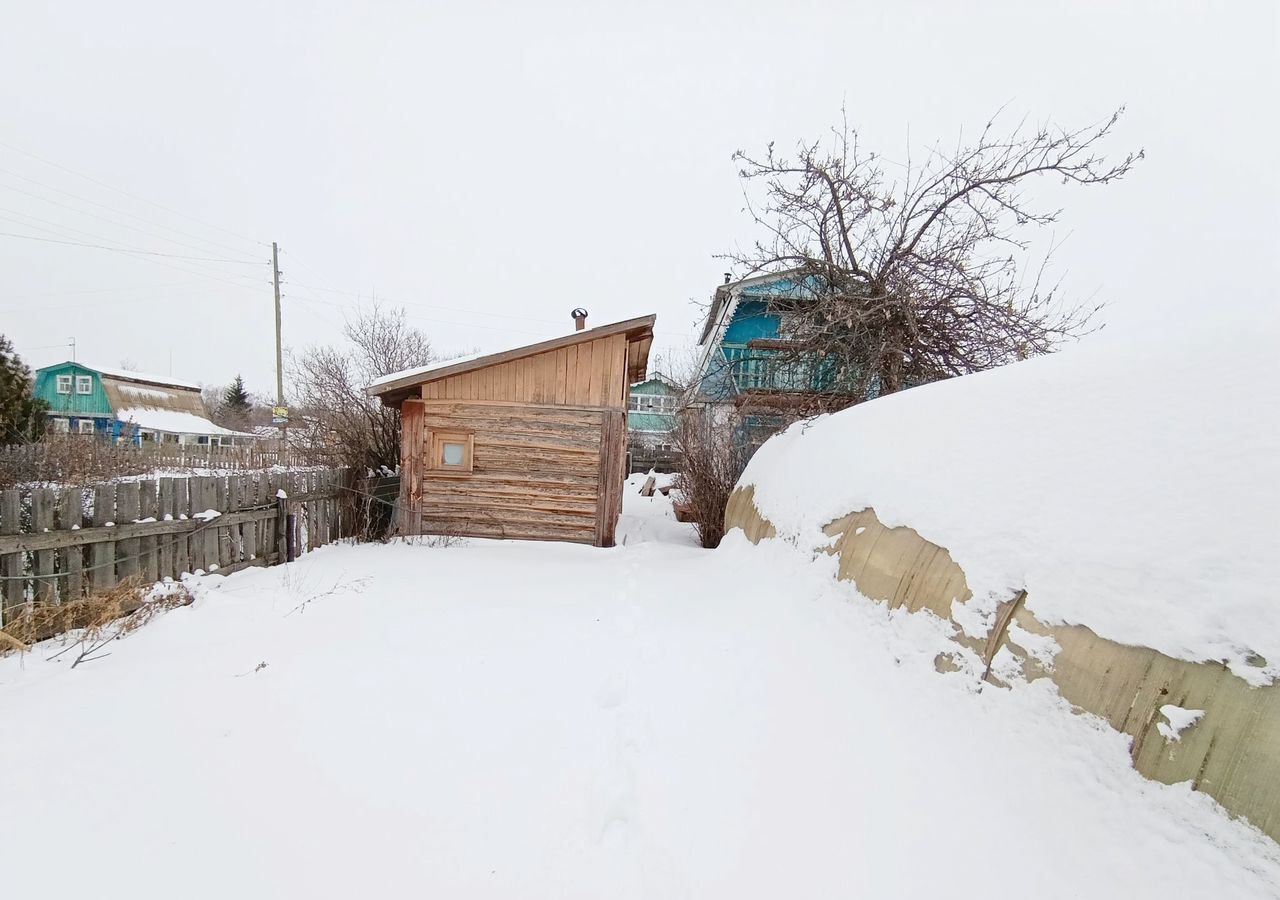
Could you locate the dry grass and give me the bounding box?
[0,577,195,666]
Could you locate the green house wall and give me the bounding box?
[33,363,113,418]
[628,378,678,433]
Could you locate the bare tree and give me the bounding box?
[726,108,1141,402]
[287,304,434,471]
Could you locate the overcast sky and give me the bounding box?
[1,1,1276,397]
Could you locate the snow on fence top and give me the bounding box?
[738,309,1280,684]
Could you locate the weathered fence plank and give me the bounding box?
[90,483,117,593]
[175,477,193,579]
[273,473,288,565]
[157,478,174,580]
[57,488,84,603]
[198,477,219,573]
[138,479,159,583]
[115,481,140,583]
[30,489,56,604]
[240,474,258,567]
[1,489,24,617]
[215,476,233,571]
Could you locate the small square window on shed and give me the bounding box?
[56,375,72,394]
[75,375,92,394]
[429,429,474,475]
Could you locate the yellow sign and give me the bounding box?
[272,406,288,418]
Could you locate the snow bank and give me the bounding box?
[739,309,1280,683]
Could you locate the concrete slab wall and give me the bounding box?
[724,485,1280,842]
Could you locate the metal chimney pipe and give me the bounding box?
[571,307,589,331]
[723,272,732,284]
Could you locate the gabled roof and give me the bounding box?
[697,270,810,346]
[38,361,201,392]
[367,315,657,406]
[632,371,683,390]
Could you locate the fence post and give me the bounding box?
[276,487,288,565]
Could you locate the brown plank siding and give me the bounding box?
[411,400,604,544]
[400,399,426,532]
[417,336,631,410]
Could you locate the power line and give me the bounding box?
[0,210,271,290]
[0,279,203,302]
[0,166,264,259]
[0,287,227,314]
[0,139,270,249]
[0,181,267,263]
[284,290,556,339]
[0,228,265,264]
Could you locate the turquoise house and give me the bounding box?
[33,362,122,439]
[627,373,681,442]
[690,271,865,414]
[32,361,254,446]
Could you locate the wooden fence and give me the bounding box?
[0,468,358,627]
[0,440,307,489]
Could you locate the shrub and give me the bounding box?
[671,409,758,548]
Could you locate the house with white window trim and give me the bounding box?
[33,361,261,446]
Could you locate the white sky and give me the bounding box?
[1,1,1276,397]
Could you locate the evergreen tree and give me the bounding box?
[0,335,46,444]
[223,375,251,415]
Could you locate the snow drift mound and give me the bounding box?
[736,309,1280,685]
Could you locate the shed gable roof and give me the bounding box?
[368,315,656,406]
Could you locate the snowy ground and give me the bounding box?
[1,481,1277,898]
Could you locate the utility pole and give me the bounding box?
[272,241,284,408]
[271,241,290,467]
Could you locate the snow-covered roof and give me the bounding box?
[43,361,203,391]
[116,407,255,438]
[632,371,683,390]
[737,309,1280,685]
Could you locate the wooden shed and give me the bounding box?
[368,314,656,547]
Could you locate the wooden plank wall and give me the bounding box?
[595,408,627,547]
[411,401,606,544]
[0,468,357,631]
[400,399,425,534]
[420,334,630,409]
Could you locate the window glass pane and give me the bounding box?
[442,441,466,466]
[75,376,92,394]
[56,376,71,393]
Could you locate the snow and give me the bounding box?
[617,471,695,547]
[367,348,499,391]
[0,486,1276,897]
[88,362,201,390]
[1158,705,1206,742]
[192,509,222,522]
[738,309,1280,684]
[115,406,250,437]
[116,384,175,402]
